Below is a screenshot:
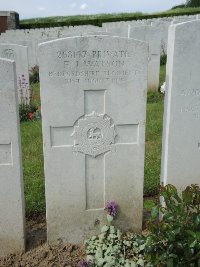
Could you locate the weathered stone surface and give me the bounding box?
[0,58,25,256]
[0,43,30,103]
[85,31,114,36]
[105,24,129,37]
[172,16,197,25]
[129,26,161,91]
[151,18,173,54]
[161,20,200,191]
[39,36,148,244]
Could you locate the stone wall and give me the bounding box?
[0,11,19,33]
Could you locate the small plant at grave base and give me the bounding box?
[105,200,118,223]
[29,65,39,84]
[19,104,41,122]
[83,185,200,267]
[19,104,36,122]
[144,184,200,267]
[84,201,146,267]
[78,259,93,267]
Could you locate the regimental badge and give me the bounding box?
[2,49,15,60]
[73,111,116,157]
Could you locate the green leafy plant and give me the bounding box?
[83,186,200,267]
[19,103,38,121]
[85,201,146,267]
[144,184,200,266]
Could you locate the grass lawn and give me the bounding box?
[21,120,45,214]
[20,82,45,214]
[21,65,166,214]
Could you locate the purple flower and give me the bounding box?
[78,260,93,267]
[105,201,118,217]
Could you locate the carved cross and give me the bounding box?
[50,89,138,210]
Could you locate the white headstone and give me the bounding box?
[105,25,129,37]
[129,26,161,91]
[161,20,200,191]
[19,39,37,69]
[0,58,25,256]
[0,44,30,104]
[39,35,148,244]
[152,19,173,54]
[85,31,114,36]
[172,16,197,25]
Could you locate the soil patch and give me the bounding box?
[0,196,158,267]
[0,214,85,267]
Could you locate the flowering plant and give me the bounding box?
[105,201,118,217]
[78,259,93,267]
[20,105,41,122]
[105,200,118,223]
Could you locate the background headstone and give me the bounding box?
[0,44,30,104]
[152,18,173,54]
[129,26,161,91]
[0,58,25,256]
[104,24,129,37]
[172,16,197,25]
[39,35,148,244]
[161,20,200,191]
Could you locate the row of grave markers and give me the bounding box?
[0,25,161,93]
[1,13,199,56]
[1,14,199,97]
[0,20,200,257]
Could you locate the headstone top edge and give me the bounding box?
[38,35,149,51]
[129,25,156,29]
[0,57,15,64]
[172,19,199,29]
[0,43,28,49]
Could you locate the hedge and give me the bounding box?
[19,9,200,29]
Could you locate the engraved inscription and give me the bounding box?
[48,70,133,84]
[180,89,200,96]
[57,50,130,59]
[180,104,200,114]
[48,48,141,84]
[73,111,116,157]
[2,49,15,60]
[179,88,200,119]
